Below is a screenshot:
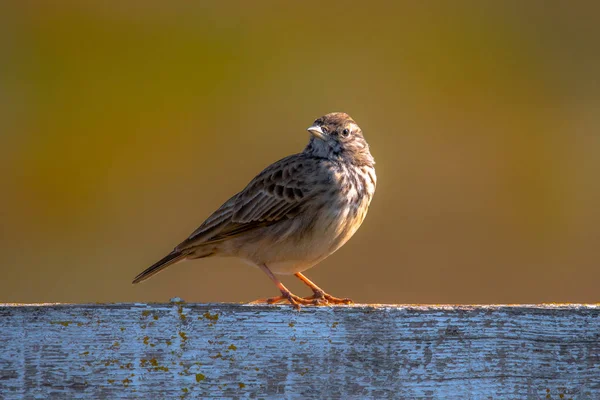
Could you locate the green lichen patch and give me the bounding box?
[140,358,170,372]
[177,305,188,322]
[50,321,72,327]
[200,312,219,323]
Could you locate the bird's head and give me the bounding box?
[305,112,374,166]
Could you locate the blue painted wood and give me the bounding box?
[0,303,598,399]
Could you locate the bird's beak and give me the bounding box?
[307,125,326,140]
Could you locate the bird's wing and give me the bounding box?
[176,154,318,251]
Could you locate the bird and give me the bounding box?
[132,112,376,309]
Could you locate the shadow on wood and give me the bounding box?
[1,303,599,399]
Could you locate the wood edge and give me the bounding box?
[1,302,599,310]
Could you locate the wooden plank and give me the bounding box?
[1,303,599,399]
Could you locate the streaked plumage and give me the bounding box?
[133,112,376,309]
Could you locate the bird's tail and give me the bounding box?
[132,251,188,284]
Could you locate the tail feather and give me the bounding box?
[132,251,187,284]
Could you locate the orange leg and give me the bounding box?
[294,272,353,305]
[252,264,320,310]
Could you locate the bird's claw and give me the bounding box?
[250,290,353,310]
[303,292,353,305]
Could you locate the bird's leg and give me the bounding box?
[252,264,317,310]
[294,272,353,305]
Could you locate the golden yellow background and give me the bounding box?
[2,1,599,304]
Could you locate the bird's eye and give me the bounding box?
[321,126,329,133]
[342,128,350,137]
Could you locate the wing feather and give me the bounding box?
[176,154,317,251]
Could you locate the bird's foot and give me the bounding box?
[304,289,353,305]
[250,290,318,310]
[250,290,353,309]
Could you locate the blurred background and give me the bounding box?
[1,1,598,305]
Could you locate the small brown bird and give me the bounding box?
[133,112,376,309]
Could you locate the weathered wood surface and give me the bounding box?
[1,303,599,399]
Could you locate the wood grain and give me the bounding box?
[1,303,599,399]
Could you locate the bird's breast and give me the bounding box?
[316,163,376,253]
